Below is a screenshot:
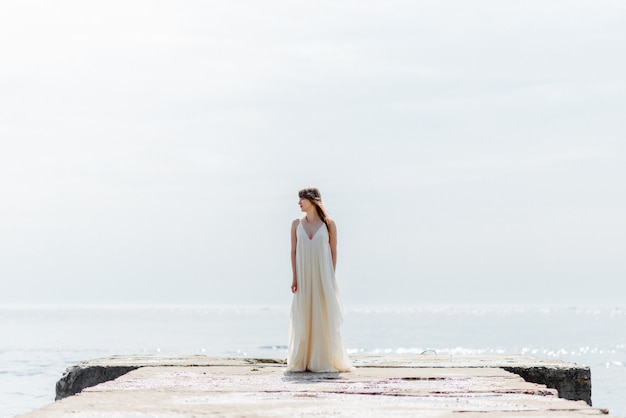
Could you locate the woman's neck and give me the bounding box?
[304,209,319,223]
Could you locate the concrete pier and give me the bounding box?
[23,355,613,417]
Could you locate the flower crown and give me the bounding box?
[300,190,322,204]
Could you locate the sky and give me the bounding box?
[1,0,625,306]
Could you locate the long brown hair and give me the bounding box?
[298,187,331,234]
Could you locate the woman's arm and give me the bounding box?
[291,219,298,293]
[328,220,337,271]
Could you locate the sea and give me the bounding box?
[1,305,625,417]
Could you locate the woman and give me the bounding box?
[287,187,352,372]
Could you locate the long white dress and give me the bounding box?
[287,219,352,372]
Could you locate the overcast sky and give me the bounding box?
[1,0,625,306]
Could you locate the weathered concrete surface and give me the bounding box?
[53,355,591,404]
[23,355,612,417]
[54,356,252,401]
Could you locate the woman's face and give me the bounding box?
[298,198,313,212]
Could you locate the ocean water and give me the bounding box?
[1,305,625,417]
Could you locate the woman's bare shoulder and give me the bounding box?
[291,218,301,229]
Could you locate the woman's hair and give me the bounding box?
[298,187,331,234]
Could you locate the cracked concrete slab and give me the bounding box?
[21,356,613,417]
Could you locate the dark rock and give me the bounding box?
[502,365,592,405]
[55,364,139,400]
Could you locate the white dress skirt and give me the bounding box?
[287,220,352,372]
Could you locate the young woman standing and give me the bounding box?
[287,187,352,372]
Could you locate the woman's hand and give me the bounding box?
[291,279,298,293]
